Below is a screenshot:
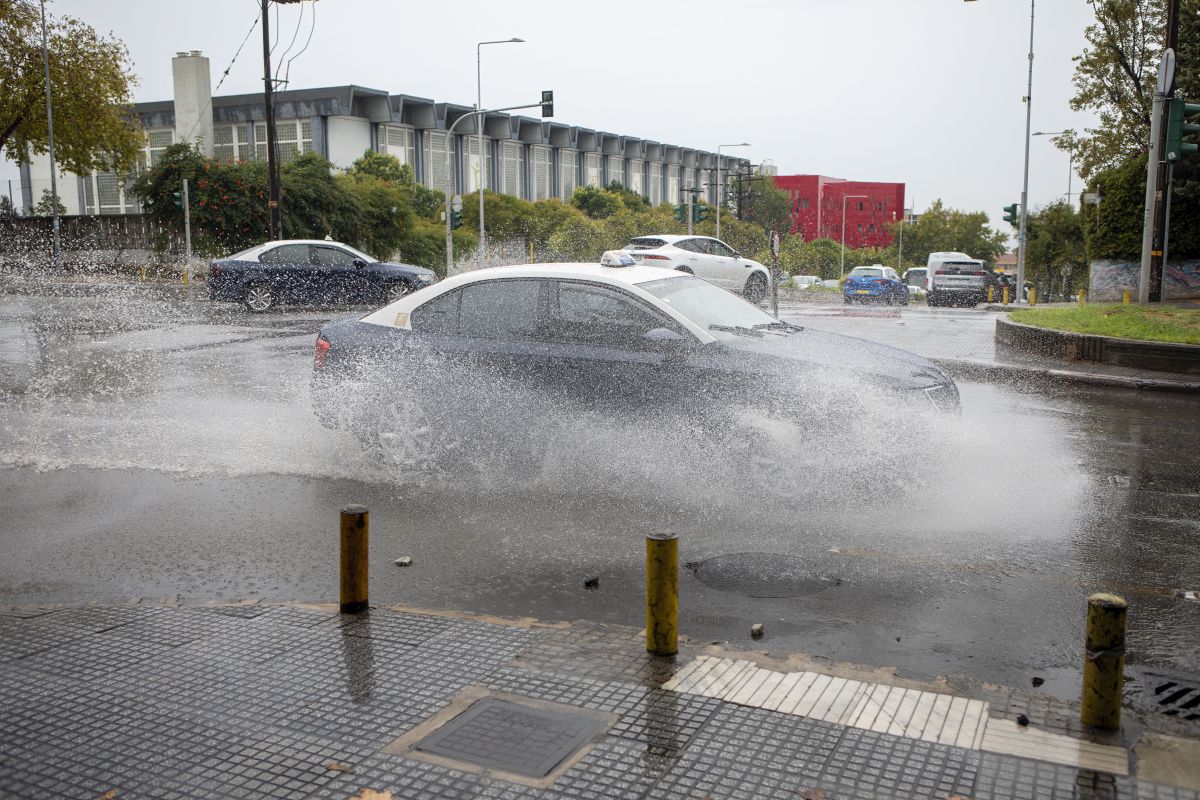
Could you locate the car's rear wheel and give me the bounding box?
[675,266,694,275]
[384,282,411,304]
[744,273,768,305]
[244,283,274,312]
[369,394,443,472]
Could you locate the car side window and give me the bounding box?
[706,240,736,258]
[312,246,357,268]
[550,281,679,348]
[675,239,702,253]
[260,244,310,265]
[409,289,461,335]
[457,280,543,341]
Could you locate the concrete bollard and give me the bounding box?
[1081,592,1127,730]
[645,532,679,656]
[340,505,369,614]
[1123,289,1131,305]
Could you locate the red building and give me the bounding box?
[773,175,905,249]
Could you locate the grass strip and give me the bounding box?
[1009,304,1200,345]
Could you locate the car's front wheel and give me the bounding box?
[384,282,411,304]
[744,273,768,305]
[244,283,274,312]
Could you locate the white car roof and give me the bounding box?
[629,234,715,244]
[359,261,714,340]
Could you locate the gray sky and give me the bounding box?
[5,0,1099,241]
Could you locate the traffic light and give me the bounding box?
[541,90,554,118]
[694,203,708,223]
[450,209,463,229]
[1166,98,1200,163]
[674,203,687,223]
[1002,203,1019,226]
[172,190,183,208]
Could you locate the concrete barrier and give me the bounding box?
[996,317,1200,375]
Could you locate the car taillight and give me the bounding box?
[874,279,890,285]
[641,254,671,260]
[314,336,331,368]
[210,264,222,278]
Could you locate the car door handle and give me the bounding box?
[689,256,698,260]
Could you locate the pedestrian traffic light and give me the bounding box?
[694,203,708,223]
[450,209,463,229]
[172,190,183,208]
[541,90,554,118]
[674,203,687,224]
[1002,203,1019,226]
[1165,98,1200,163]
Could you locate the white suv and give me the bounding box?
[621,235,772,304]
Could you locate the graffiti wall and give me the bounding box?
[1089,259,1200,301]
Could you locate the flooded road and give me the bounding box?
[2,289,1198,699]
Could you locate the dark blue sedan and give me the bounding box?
[208,239,437,312]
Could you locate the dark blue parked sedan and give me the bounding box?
[208,239,437,312]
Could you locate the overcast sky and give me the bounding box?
[4,0,1100,242]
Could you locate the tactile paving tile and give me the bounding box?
[1139,782,1200,800]
[0,607,61,619]
[250,605,341,628]
[16,630,178,680]
[95,605,255,648]
[197,604,271,619]
[687,703,844,773]
[337,608,453,645]
[154,729,376,800]
[820,726,980,800]
[643,750,834,800]
[0,616,89,663]
[973,752,1134,800]
[546,737,676,799]
[306,752,484,799]
[169,616,330,665]
[0,741,144,800]
[33,605,169,632]
[607,688,724,753]
[508,623,682,684]
[415,697,607,778]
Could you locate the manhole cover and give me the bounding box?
[687,552,839,598]
[415,697,606,778]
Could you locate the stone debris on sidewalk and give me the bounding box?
[0,603,1197,799]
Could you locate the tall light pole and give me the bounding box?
[840,194,868,279]
[39,0,61,272]
[1032,130,1075,201]
[476,37,524,264]
[965,0,1035,303]
[715,142,749,241]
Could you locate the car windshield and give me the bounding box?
[626,237,666,250]
[337,243,376,263]
[640,275,776,336]
[850,268,883,278]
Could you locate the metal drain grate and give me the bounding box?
[1150,679,1200,720]
[415,697,606,778]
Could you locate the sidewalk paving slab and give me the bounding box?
[1,603,1198,800]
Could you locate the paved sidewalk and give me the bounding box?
[775,304,1200,393]
[2,604,1198,799]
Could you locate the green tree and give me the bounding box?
[396,163,444,220]
[1026,201,1088,296]
[0,0,141,174]
[742,176,793,235]
[1060,0,1200,180]
[336,173,413,260]
[32,187,65,215]
[569,185,623,219]
[883,200,1008,267]
[348,149,405,183]
[0,192,15,219]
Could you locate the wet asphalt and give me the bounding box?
[1,288,1198,702]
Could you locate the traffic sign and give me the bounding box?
[770,231,781,261]
[452,194,463,212]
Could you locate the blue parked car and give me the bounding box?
[208,239,437,312]
[842,265,908,306]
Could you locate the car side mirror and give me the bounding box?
[352,258,366,268]
[643,327,688,348]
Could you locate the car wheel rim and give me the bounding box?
[374,395,438,470]
[246,286,271,311]
[387,284,410,303]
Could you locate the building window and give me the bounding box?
[381,125,416,167]
[666,165,679,205]
[558,149,577,198]
[607,155,624,187]
[630,159,645,195]
[500,141,524,198]
[696,168,708,203]
[463,135,494,194]
[212,124,252,163]
[254,119,313,164]
[648,162,662,205]
[801,198,810,210]
[532,145,551,201]
[584,153,602,187]
[423,130,450,192]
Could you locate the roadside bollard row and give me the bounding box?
[334,509,1127,729]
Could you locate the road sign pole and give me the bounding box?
[770,230,781,318]
[687,191,694,236]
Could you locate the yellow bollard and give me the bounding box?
[1029,286,1037,306]
[340,505,369,614]
[1081,593,1127,730]
[529,240,534,264]
[987,286,994,303]
[645,532,679,656]
[1123,289,1131,305]
[182,267,188,287]
[140,267,147,283]
[1079,289,1086,305]
[1002,286,1009,305]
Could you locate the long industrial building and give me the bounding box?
[18,51,750,218]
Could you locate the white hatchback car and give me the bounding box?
[620,235,772,304]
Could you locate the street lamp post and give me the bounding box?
[38,0,61,273]
[1032,130,1075,201]
[715,142,750,241]
[840,194,868,279]
[476,37,524,265]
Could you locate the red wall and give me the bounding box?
[773,175,905,249]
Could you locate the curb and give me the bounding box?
[933,356,1200,394]
[996,317,1200,376]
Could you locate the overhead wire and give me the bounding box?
[181,11,262,146]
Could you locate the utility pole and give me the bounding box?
[1140,0,1182,303]
[260,0,301,241]
[182,178,192,262]
[39,0,61,272]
